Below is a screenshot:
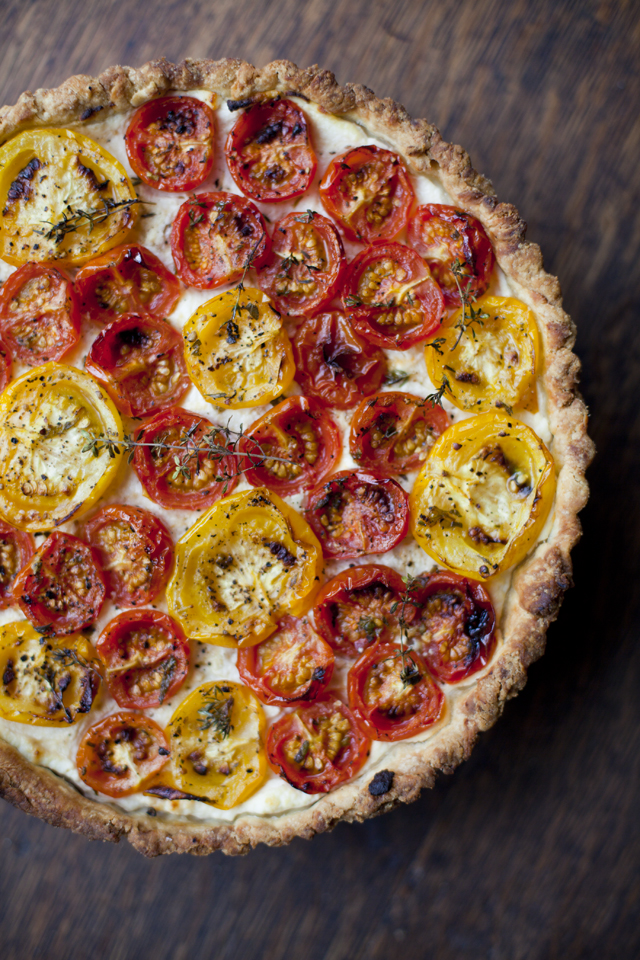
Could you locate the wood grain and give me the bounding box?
[1,1,640,957]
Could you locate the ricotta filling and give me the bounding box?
[0,93,555,824]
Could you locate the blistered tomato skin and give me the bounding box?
[165,682,267,809]
[14,531,106,636]
[291,311,387,410]
[167,488,323,648]
[0,128,138,266]
[125,96,215,192]
[170,192,270,289]
[319,145,415,244]
[0,362,124,532]
[0,519,34,609]
[85,313,190,418]
[348,644,444,741]
[0,621,101,726]
[240,396,342,496]
[266,695,370,793]
[304,470,410,560]
[237,615,334,705]
[75,243,181,325]
[410,411,556,580]
[183,286,295,409]
[77,712,170,798]
[0,262,80,366]
[226,99,317,203]
[408,204,495,306]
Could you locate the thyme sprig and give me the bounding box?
[449,258,489,349]
[386,578,423,688]
[198,686,234,739]
[41,197,143,245]
[425,374,452,409]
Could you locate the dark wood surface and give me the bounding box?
[1,1,639,957]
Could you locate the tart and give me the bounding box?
[0,58,593,856]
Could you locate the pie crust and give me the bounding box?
[0,57,593,857]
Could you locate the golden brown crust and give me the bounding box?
[0,57,594,857]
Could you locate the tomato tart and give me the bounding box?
[0,58,592,856]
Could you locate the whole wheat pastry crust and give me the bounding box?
[0,57,594,856]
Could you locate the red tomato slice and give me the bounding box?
[225,99,317,202]
[77,711,170,797]
[75,243,181,325]
[266,694,370,793]
[403,571,496,683]
[257,211,346,316]
[314,564,410,657]
[15,531,106,636]
[170,192,270,290]
[237,614,334,705]
[350,391,451,476]
[82,504,174,607]
[344,243,444,349]
[96,609,190,710]
[319,145,415,244]
[0,519,34,610]
[240,396,341,496]
[304,469,409,560]
[348,643,444,741]
[132,406,238,511]
[408,204,495,306]
[291,311,387,410]
[0,338,12,393]
[85,314,189,418]
[0,262,80,365]
[125,95,215,192]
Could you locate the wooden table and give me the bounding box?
[1,1,638,957]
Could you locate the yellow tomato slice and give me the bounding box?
[0,128,138,266]
[167,487,323,647]
[184,286,295,408]
[425,296,539,413]
[0,362,123,531]
[410,411,556,579]
[165,681,266,809]
[0,620,101,725]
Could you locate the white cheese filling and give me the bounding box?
[0,93,555,824]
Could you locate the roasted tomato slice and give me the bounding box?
[291,311,387,409]
[403,571,496,683]
[77,712,170,797]
[424,295,539,413]
[304,470,410,560]
[410,411,556,579]
[257,210,346,316]
[132,406,238,511]
[314,564,409,657]
[125,95,215,192]
[75,243,181,325]
[164,681,267,808]
[0,128,137,266]
[349,392,451,476]
[319,145,415,244]
[225,99,317,202]
[0,262,80,365]
[96,609,189,710]
[15,531,106,636]
[344,243,444,349]
[237,615,334,705]
[85,313,189,418]
[167,488,322,647]
[0,362,123,533]
[266,694,369,793]
[170,192,270,290]
[0,621,101,726]
[82,504,174,607]
[408,204,495,306]
[348,643,444,741]
[0,519,34,610]
[184,286,295,408]
[240,396,341,496]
